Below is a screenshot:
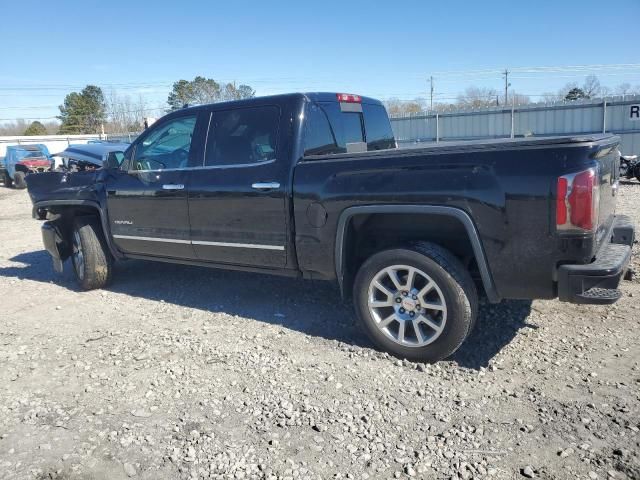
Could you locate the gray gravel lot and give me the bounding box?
[0,183,639,480]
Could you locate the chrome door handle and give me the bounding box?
[162,184,185,190]
[251,182,280,191]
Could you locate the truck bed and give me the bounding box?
[302,134,619,162]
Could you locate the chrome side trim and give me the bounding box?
[126,158,276,174]
[192,240,285,250]
[112,234,284,250]
[113,235,191,244]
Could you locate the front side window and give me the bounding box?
[205,106,280,167]
[132,115,197,170]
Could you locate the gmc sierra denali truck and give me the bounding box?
[26,93,635,362]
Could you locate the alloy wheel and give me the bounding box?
[367,265,447,347]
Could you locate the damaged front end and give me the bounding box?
[26,169,106,273]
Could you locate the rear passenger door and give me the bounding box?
[188,105,289,268]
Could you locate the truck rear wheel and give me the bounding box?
[13,171,27,189]
[71,217,113,290]
[353,242,477,362]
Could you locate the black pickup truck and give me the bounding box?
[26,92,635,362]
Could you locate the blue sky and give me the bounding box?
[1,0,639,121]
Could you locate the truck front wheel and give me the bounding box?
[71,217,113,290]
[13,171,27,189]
[353,242,478,362]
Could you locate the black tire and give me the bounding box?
[13,171,27,189]
[3,171,13,188]
[353,242,478,362]
[70,217,113,290]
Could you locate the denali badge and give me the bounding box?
[114,220,133,225]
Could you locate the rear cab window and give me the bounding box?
[303,97,395,157]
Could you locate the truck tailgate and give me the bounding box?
[593,139,621,251]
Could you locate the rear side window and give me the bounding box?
[319,102,365,151]
[303,104,340,156]
[303,102,364,156]
[362,104,395,150]
[303,101,394,157]
[205,106,280,167]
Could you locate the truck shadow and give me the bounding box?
[2,250,532,370]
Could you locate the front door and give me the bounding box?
[106,113,201,259]
[188,105,288,268]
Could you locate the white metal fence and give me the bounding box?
[390,95,640,155]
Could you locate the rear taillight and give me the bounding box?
[556,167,600,232]
[336,93,362,103]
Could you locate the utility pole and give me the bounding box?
[429,76,434,110]
[503,69,510,105]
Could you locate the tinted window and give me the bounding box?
[363,104,395,150]
[303,103,339,156]
[319,102,364,150]
[205,106,280,167]
[132,115,196,170]
[305,101,394,157]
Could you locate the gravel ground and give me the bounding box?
[0,183,639,480]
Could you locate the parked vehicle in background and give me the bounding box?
[26,93,635,362]
[620,154,640,182]
[1,144,52,189]
[52,142,130,172]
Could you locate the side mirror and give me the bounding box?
[104,151,124,169]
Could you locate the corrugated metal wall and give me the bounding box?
[391,95,640,155]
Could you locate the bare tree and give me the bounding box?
[583,75,602,97]
[106,90,148,134]
[383,98,425,116]
[456,87,499,109]
[509,91,531,105]
[552,76,613,101]
[614,83,640,96]
[0,119,30,136]
[0,119,64,136]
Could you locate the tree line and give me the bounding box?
[0,76,256,136]
[3,74,640,134]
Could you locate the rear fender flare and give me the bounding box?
[334,205,500,303]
